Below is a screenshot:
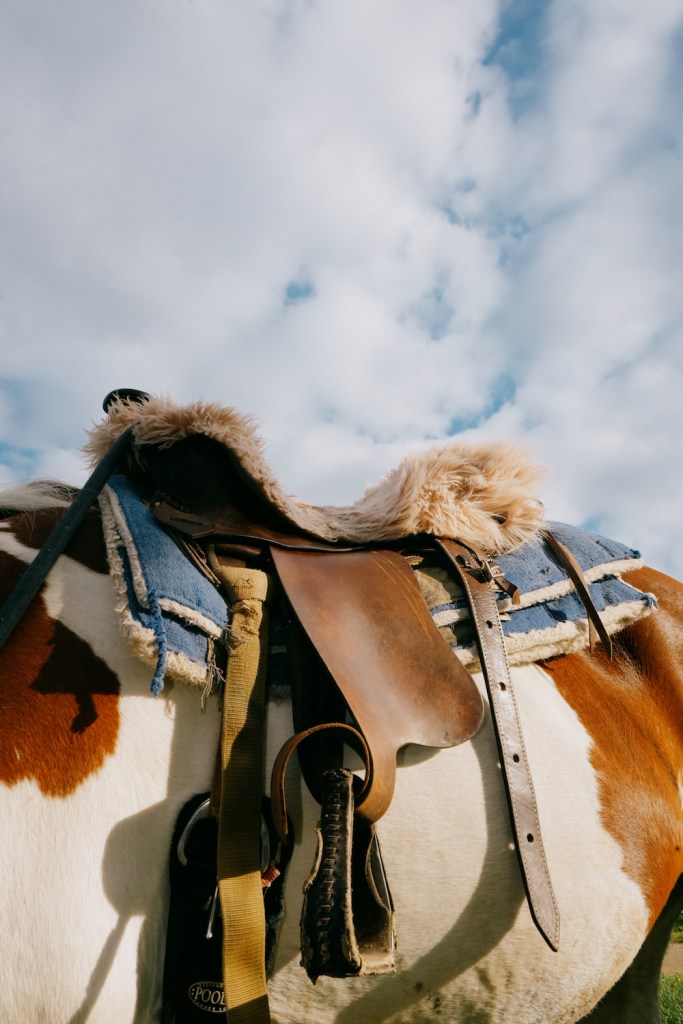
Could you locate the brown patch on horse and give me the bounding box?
[3,507,107,575]
[546,567,683,927]
[0,547,120,797]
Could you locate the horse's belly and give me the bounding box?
[266,665,650,1024]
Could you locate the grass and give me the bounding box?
[660,973,683,1024]
[660,918,683,1021]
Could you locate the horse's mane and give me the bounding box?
[0,480,76,515]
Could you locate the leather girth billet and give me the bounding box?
[437,539,560,951]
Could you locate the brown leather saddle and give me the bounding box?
[135,432,567,966]
[145,436,485,824]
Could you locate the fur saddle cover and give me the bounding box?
[91,396,655,691]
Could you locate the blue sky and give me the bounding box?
[1,0,682,575]
[484,0,548,114]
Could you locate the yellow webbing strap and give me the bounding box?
[216,566,272,1024]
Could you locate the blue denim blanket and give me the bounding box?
[100,476,656,691]
[100,475,230,694]
[424,522,655,668]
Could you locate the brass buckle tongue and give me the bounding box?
[484,559,521,605]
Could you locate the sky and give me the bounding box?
[1,0,682,576]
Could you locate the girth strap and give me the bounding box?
[214,566,272,1024]
[438,539,561,952]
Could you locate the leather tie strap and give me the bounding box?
[214,566,272,1024]
[438,539,560,952]
[270,722,372,844]
[0,426,136,652]
[542,529,613,659]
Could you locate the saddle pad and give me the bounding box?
[417,522,657,669]
[100,476,657,692]
[100,475,230,693]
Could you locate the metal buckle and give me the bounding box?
[452,549,520,604]
[177,798,213,866]
[177,797,271,874]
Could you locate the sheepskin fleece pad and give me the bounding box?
[85,394,544,555]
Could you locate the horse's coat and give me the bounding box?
[1,502,682,1022]
[546,567,683,929]
[0,511,120,795]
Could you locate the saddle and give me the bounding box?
[130,431,501,994]
[87,396,576,968]
[1,391,617,1024]
[143,436,487,822]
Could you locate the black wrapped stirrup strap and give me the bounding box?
[300,768,395,982]
[270,724,395,980]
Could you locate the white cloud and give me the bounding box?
[0,0,681,576]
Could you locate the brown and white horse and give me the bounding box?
[1,489,682,1024]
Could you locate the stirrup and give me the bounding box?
[301,768,395,981]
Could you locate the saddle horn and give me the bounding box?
[102,388,151,412]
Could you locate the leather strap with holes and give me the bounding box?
[438,539,560,952]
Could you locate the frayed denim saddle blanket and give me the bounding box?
[100,476,230,694]
[418,523,656,669]
[100,476,656,692]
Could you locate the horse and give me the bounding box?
[1,395,682,1024]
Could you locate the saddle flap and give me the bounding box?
[271,546,484,823]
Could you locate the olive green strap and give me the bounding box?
[215,566,272,1024]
